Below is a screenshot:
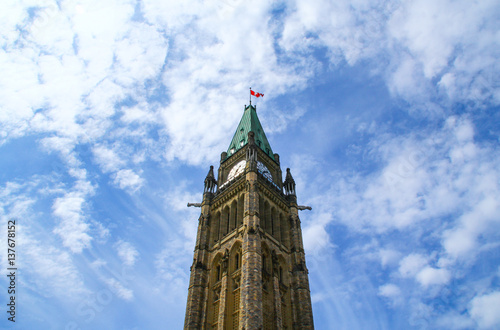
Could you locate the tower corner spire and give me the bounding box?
[284,168,296,197]
[203,165,217,194]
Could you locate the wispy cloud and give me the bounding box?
[0,0,498,328]
[115,240,139,267]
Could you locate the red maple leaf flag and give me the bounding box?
[250,89,264,98]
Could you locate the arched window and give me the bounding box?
[221,206,230,237]
[212,212,221,243]
[237,194,244,227]
[271,207,276,236]
[264,202,271,234]
[235,253,240,270]
[216,264,221,282]
[230,200,238,232]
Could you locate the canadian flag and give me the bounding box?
[250,89,264,98]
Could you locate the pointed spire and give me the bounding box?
[226,104,275,161]
[204,166,217,194]
[283,168,296,196]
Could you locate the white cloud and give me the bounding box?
[416,266,451,287]
[115,240,139,267]
[113,169,144,192]
[399,253,428,278]
[379,248,401,268]
[309,116,500,261]
[2,0,497,172]
[140,0,313,164]
[90,259,107,270]
[154,240,191,299]
[40,136,82,169]
[378,283,404,308]
[0,1,499,328]
[0,178,89,300]
[0,0,168,182]
[435,312,475,329]
[120,104,157,124]
[443,195,500,258]
[93,145,126,173]
[378,283,401,298]
[388,0,499,106]
[470,291,500,329]
[280,0,499,108]
[105,278,134,301]
[92,142,146,193]
[52,182,94,253]
[303,221,332,255]
[20,235,89,299]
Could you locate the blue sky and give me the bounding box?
[1,0,499,329]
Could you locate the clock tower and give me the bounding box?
[184,104,314,329]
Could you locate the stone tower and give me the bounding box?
[184,104,314,329]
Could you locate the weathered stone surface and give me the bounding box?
[184,109,314,329]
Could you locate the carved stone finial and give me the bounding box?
[246,132,258,163]
[204,165,217,193]
[283,168,296,196]
[248,131,255,144]
[221,249,229,272]
[220,152,227,163]
[272,250,279,275]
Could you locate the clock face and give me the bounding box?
[224,160,273,187]
[226,160,246,182]
[257,161,273,182]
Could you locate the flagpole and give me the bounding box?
[249,87,252,105]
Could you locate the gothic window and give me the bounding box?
[262,247,275,329]
[216,265,221,282]
[264,201,271,234]
[271,207,276,236]
[232,277,240,329]
[274,210,281,243]
[209,257,223,329]
[227,244,242,330]
[230,200,237,232]
[259,198,266,229]
[280,213,290,248]
[234,253,240,271]
[237,194,244,227]
[212,212,221,243]
[212,289,220,328]
[221,206,229,237]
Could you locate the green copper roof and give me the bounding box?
[226,105,275,161]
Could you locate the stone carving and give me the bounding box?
[221,249,229,273]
